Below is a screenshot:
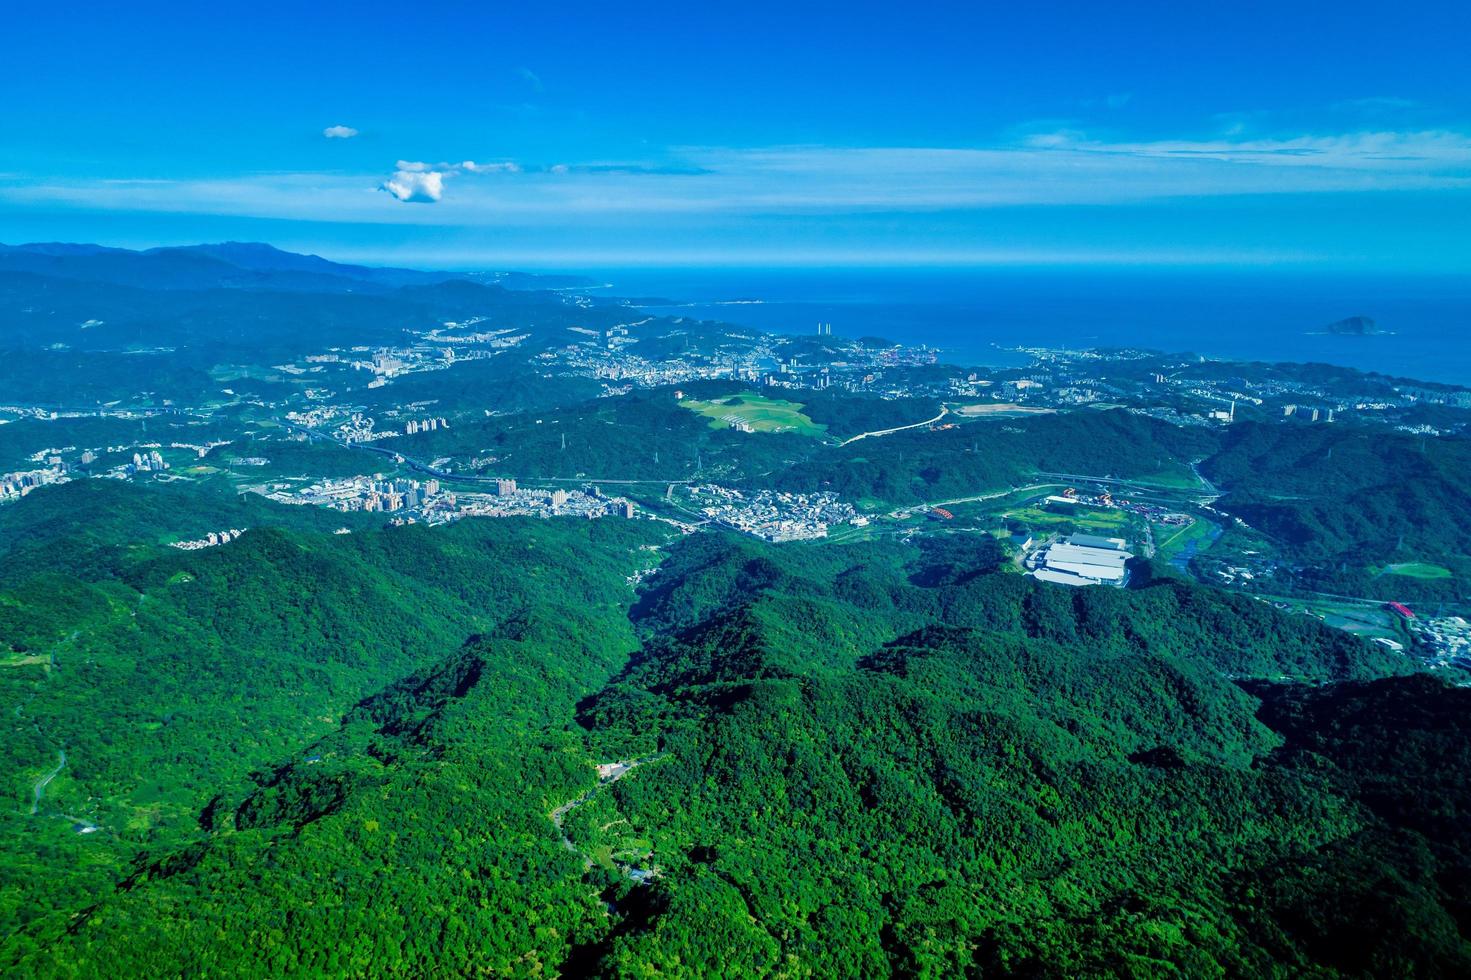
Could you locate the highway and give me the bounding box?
[839,406,950,446]
[30,750,65,816]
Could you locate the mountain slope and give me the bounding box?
[7,532,1447,976]
[0,488,662,961]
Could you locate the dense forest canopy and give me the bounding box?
[5,481,1465,976]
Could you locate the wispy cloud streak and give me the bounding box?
[6,129,1470,223]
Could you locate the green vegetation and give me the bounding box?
[1202,422,1471,601]
[775,409,1212,507]
[1002,500,1132,533]
[680,393,827,436]
[1381,561,1454,580]
[0,480,663,960]
[206,434,378,484]
[400,390,817,482]
[11,493,1466,976]
[792,390,942,440]
[1261,594,1417,647]
[1153,516,1220,564]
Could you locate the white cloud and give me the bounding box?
[323,125,359,139]
[516,67,544,93]
[1027,129,1471,169]
[396,160,520,174]
[10,127,1471,223]
[461,160,521,174]
[381,169,445,203]
[380,161,522,201]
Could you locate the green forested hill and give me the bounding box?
[8,510,1458,977]
[1202,422,1471,600]
[773,409,1216,504]
[0,479,378,583]
[0,485,663,963]
[401,396,1216,500]
[399,389,813,482]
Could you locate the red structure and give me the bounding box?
[1387,601,1417,620]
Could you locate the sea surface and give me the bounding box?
[587,267,1471,386]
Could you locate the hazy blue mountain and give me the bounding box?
[0,241,592,295]
[143,242,460,288]
[0,242,133,257]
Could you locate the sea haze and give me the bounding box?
[595,267,1471,385]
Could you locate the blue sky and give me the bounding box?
[2,0,1469,270]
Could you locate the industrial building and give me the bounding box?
[1066,533,1128,551]
[1030,534,1133,587]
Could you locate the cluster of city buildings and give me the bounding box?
[965,347,1471,435]
[309,412,452,444]
[685,485,860,542]
[0,464,69,503]
[347,338,509,385]
[762,363,838,392]
[1410,614,1471,668]
[552,322,936,398]
[422,318,528,349]
[458,481,636,521]
[570,347,749,388]
[329,414,397,444]
[171,528,247,551]
[1282,404,1335,422]
[258,472,637,526]
[404,416,449,435]
[273,475,448,514]
[1028,533,1134,587]
[128,450,169,474]
[286,331,520,398]
[285,405,346,429]
[2,439,213,504]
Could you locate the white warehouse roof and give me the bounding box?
[1066,533,1127,551]
[1045,543,1132,569]
[1032,567,1099,587]
[1046,560,1127,583]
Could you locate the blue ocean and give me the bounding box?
[588,267,1471,386]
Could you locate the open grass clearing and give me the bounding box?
[1380,562,1453,580]
[1001,503,1130,533]
[679,394,827,437]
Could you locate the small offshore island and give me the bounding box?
[1324,314,1386,336]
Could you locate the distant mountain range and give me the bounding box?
[0,241,591,294]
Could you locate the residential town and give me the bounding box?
[683,485,861,542]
